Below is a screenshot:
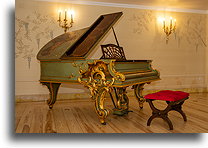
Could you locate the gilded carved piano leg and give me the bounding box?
[42,82,61,109]
[134,83,145,109]
[94,87,110,125]
[113,87,130,116]
[77,60,115,124]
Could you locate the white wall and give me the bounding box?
[15,0,208,96]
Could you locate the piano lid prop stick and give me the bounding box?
[112,27,120,46]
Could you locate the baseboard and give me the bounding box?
[15,87,207,103]
[15,93,91,103]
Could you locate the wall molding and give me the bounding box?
[15,93,91,103]
[36,0,208,14]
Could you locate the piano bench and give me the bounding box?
[144,90,189,130]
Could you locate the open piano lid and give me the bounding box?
[37,12,123,60]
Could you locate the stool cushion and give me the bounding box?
[144,90,189,101]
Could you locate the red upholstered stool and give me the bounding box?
[144,90,189,130]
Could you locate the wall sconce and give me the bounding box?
[159,17,176,44]
[57,9,74,33]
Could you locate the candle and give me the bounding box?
[163,18,165,29]
[58,10,61,21]
[174,19,176,30]
[170,17,173,29]
[71,13,73,23]
[70,10,74,23]
[65,9,67,20]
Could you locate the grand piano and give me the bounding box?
[37,12,160,124]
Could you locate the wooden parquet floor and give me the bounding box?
[15,92,208,133]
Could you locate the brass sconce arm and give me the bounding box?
[161,17,176,44]
[57,19,73,33]
[57,9,74,33]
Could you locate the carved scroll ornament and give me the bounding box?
[77,60,115,124]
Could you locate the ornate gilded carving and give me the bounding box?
[94,87,110,124]
[78,61,114,98]
[77,60,115,124]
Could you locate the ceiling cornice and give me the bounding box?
[36,0,208,14]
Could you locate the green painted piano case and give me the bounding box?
[37,12,160,124]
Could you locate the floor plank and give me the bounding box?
[15,92,208,133]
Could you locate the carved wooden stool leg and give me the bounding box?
[147,113,158,126]
[146,99,174,130]
[167,101,187,121]
[176,109,187,121]
[161,116,173,130]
